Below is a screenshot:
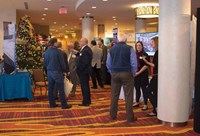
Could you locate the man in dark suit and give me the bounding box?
[76,38,93,106]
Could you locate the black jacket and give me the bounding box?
[76,46,93,74]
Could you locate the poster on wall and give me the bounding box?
[113,28,118,41]
[112,28,118,46]
[135,32,158,56]
[3,22,16,74]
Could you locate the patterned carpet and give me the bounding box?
[0,85,199,136]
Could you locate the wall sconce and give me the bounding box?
[132,3,159,18]
[72,33,76,38]
[64,35,68,39]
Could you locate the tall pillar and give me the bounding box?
[98,24,105,38]
[135,19,146,33]
[158,0,191,126]
[82,16,94,46]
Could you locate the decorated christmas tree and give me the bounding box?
[16,15,43,70]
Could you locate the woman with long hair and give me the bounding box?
[143,37,159,116]
[133,41,150,111]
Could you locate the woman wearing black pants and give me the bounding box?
[143,37,159,116]
[133,41,150,111]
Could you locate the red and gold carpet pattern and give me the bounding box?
[0,86,199,136]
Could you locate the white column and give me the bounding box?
[82,16,94,46]
[158,0,191,125]
[135,19,146,33]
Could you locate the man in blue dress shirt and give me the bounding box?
[106,34,137,122]
[44,38,72,109]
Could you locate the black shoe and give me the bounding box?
[100,86,105,89]
[91,86,97,89]
[128,117,138,122]
[78,103,90,106]
[62,104,72,109]
[110,116,117,120]
[50,104,58,108]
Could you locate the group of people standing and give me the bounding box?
[43,35,159,122]
[43,37,109,108]
[107,35,158,122]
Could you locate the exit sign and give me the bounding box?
[59,7,67,14]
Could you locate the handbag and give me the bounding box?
[64,77,73,97]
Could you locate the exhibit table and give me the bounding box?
[0,72,33,101]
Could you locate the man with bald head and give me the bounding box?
[76,38,93,106]
[106,34,138,122]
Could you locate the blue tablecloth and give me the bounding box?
[0,72,33,101]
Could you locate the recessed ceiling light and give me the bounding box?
[92,6,96,9]
[47,0,51,1]
[44,8,48,10]
[86,12,91,15]
[102,0,108,1]
[74,26,77,28]
[62,26,65,28]
[112,16,116,18]
[113,18,116,21]
[115,23,118,25]
[65,24,68,26]
[93,20,96,22]
[80,18,82,20]
[54,22,57,24]
[43,14,47,16]
[41,18,45,20]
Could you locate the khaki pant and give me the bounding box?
[110,72,135,122]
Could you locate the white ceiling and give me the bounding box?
[0,0,200,37]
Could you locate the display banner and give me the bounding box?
[190,15,197,113]
[3,22,16,74]
[113,28,118,41]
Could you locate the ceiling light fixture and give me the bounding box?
[65,24,68,26]
[41,18,45,20]
[102,0,108,1]
[86,12,91,15]
[112,16,116,18]
[44,8,48,10]
[92,6,96,9]
[132,3,159,18]
[54,22,57,24]
[47,0,52,1]
[43,14,47,16]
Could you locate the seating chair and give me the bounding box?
[32,69,48,95]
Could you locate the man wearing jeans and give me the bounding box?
[44,38,72,109]
[106,34,137,122]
